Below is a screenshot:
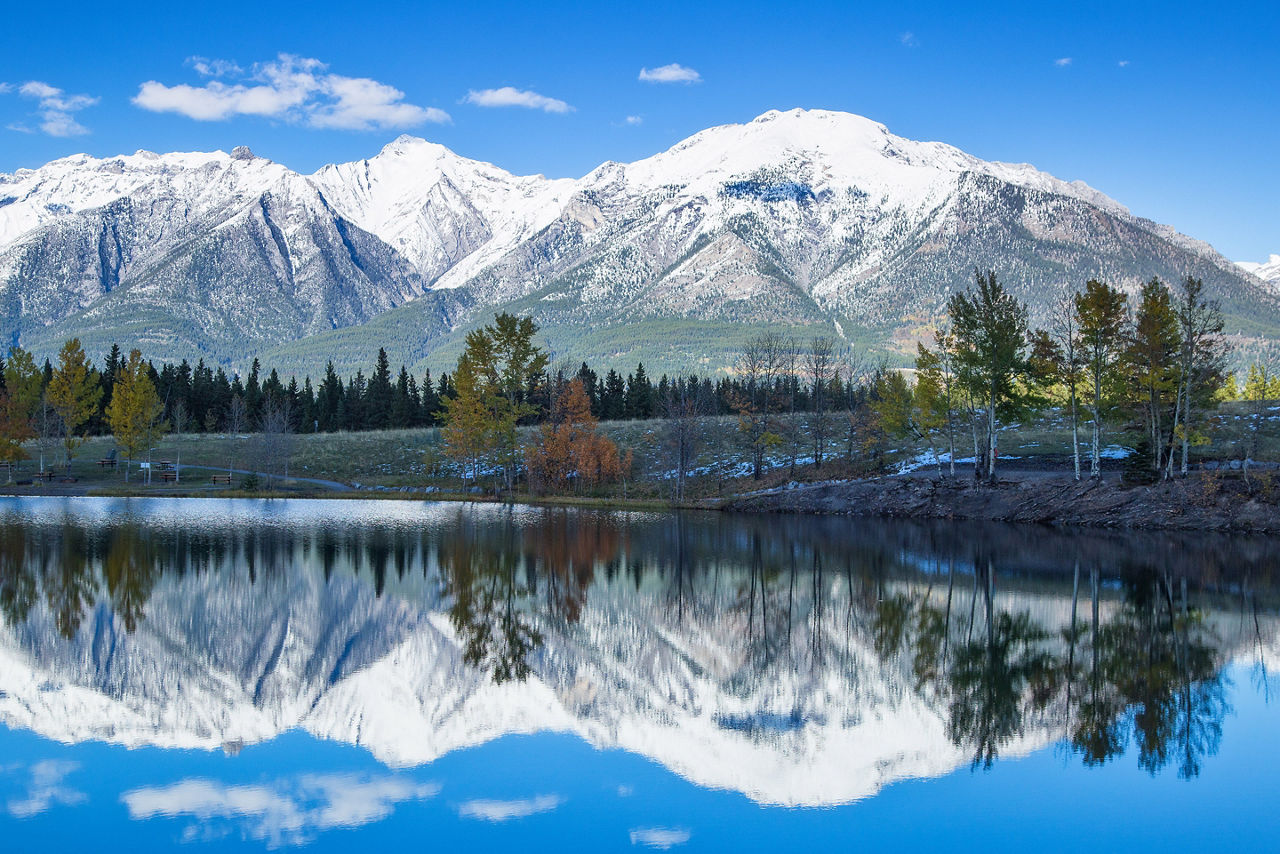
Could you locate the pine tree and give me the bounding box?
[367,348,394,429]
[420,369,440,426]
[625,362,654,419]
[300,377,317,431]
[317,361,343,431]
[391,365,414,428]
[244,358,263,424]
[601,369,626,420]
[948,270,1033,480]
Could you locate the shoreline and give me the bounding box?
[2,468,1276,534]
[720,470,1280,534]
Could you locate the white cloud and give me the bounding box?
[900,31,918,47]
[312,76,450,129]
[134,54,449,130]
[1118,59,1130,67]
[1054,57,1073,67]
[630,827,692,849]
[638,63,702,84]
[187,56,243,78]
[6,760,87,818]
[463,86,573,113]
[624,115,643,126]
[122,773,438,847]
[458,794,563,821]
[0,82,12,94]
[10,81,97,137]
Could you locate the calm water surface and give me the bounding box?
[0,497,1276,852]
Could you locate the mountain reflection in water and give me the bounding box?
[0,497,1276,808]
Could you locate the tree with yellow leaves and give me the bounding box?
[106,349,168,483]
[442,352,500,489]
[47,338,102,474]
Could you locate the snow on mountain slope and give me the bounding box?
[1239,254,1280,285]
[603,109,1127,215]
[311,135,573,286]
[443,108,1269,336]
[0,147,287,251]
[0,109,1274,371]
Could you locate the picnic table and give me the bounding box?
[211,474,233,485]
[96,458,117,468]
[160,471,178,483]
[32,471,54,481]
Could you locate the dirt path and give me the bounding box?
[170,464,353,492]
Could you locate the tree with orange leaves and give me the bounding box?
[526,378,629,494]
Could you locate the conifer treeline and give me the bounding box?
[0,342,856,438]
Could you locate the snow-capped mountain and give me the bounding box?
[451,109,1270,336]
[0,146,429,361]
[310,135,574,287]
[1239,254,1280,286]
[2,110,1275,373]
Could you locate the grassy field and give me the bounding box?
[3,400,1276,501]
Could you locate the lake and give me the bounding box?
[0,497,1276,852]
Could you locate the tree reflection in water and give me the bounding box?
[0,505,1273,780]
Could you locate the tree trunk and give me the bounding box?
[987,381,997,481]
[1070,381,1081,481]
[1091,367,1102,478]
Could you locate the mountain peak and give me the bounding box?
[1238,254,1280,284]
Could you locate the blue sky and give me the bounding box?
[1,0,1276,260]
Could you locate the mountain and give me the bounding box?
[1239,254,1280,286]
[3,110,1277,375]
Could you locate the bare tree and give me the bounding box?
[662,376,707,503]
[840,350,875,463]
[733,332,789,479]
[258,399,296,487]
[806,336,836,469]
[35,392,61,475]
[169,398,189,483]
[224,393,247,475]
[777,336,801,476]
[1168,276,1227,478]
[1049,287,1084,480]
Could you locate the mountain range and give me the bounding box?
[2,109,1277,376]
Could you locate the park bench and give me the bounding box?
[97,449,118,469]
[211,474,233,485]
[32,471,54,481]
